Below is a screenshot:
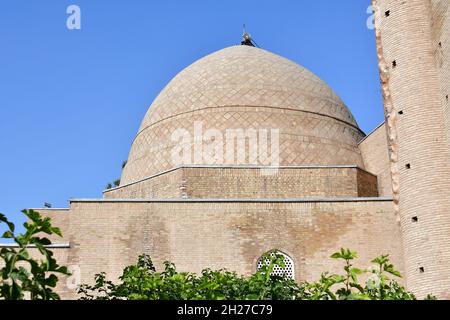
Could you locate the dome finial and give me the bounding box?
[241,24,255,47]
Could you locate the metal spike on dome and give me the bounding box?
[241,24,255,47]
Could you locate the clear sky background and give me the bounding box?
[0,0,382,235]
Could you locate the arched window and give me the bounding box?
[256,251,295,279]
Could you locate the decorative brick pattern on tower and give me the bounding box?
[374,0,450,299]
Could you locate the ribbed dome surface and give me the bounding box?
[121,45,365,185]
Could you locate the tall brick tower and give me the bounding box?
[373,0,450,298]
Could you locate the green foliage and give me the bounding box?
[79,252,305,300]
[0,210,70,300]
[79,248,434,300]
[316,248,415,300]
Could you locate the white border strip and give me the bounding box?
[71,197,393,204]
[0,243,71,249]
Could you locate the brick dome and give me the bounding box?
[121,45,365,185]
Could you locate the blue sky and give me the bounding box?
[0,0,381,234]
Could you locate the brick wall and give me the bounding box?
[32,208,71,243]
[122,107,366,186]
[45,198,401,299]
[105,166,378,199]
[359,123,393,196]
[104,168,183,199]
[375,0,450,298]
[431,0,450,150]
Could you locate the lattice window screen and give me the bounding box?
[257,251,295,279]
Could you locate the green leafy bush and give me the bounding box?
[0,210,69,300]
[79,248,435,300]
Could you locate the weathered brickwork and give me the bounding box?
[375,0,450,298]
[358,123,393,197]
[44,199,400,300]
[105,166,378,199]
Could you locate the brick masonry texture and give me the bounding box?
[33,209,71,243]
[105,168,184,199]
[47,199,401,300]
[375,0,450,299]
[431,1,450,151]
[358,123,393,197]
[0,248,72,299]
[105,166,378,199]
[121,46,366,185]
